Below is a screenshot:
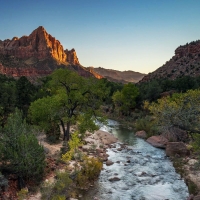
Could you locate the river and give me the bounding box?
[82,120,189,200]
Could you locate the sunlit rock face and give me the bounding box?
[0,26,101,79]
[0,26,67,62]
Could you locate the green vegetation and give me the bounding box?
[41,131,102,199]
[41,171,72,200]
[135,116,158,138]
[2,67,200,197]
[0,109,45,189]
[146,89,200,139]
[112,83,139,115]
[29,69,108,141]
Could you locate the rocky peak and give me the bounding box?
[0,26,68,62]
[140,40,200,83]
[0,26,102,79]
[64,48,80,65]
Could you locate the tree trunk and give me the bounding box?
[60,119,66,137]
[18,176,25,190]
[63,122,70,141]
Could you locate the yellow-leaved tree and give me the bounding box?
[146,89,200,141]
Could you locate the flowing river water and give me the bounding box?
[82,120,189,200]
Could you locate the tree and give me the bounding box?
[0,109,45,188]
[137,80,162,103]
[112,83,139,115]
[16,76,36,116]
[0,76,17,126]
[146,89,200,140]
[29,69,108,141]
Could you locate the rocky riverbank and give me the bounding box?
[135,130,200,199]
[25,128,118,200]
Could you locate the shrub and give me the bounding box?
[135,116,158,137]
[76,156,102,188]
[145,89,200,142]
[0,109,45,188]
[17,188,28,200]
[62,131,83,162]
[41,171,72,200]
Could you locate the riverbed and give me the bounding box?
[82,120,189,200]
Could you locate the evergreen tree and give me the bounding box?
[0,109,45,188]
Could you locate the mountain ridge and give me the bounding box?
[141,40,200,82]
[87,67,146,83]
[0,26,102,79]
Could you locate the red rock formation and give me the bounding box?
[0,26,67,62]
[87,67,103,79]
[65,48,80,65]
[0,26,102,79]
[0,63,51,77]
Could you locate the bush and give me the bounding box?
[76,156,102,188]
[147,89,200,139]
[41,156,102,199]
[135,116,158,137]
[17,188,28,200]
[0,109,45,188]
[41,171,72,200]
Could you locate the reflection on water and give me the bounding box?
[82,120,189,200]
[99,120,137,145]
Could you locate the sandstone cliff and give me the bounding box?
[87,67,145,83]
[140,40,200,82]
[0,26,101,79]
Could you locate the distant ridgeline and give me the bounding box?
[87,67,146,83]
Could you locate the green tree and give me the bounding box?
[29,69,108,141]
[0,75,17,126]
[137,80,162,103]
[16,76,36,116]
[112,83,139,115]
[147,89,200,140]
[0,109,45,188]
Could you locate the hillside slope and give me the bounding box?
[141,40,200,82]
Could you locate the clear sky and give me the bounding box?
[1,0,200,74]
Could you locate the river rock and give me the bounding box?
[166,142,189,157]
[194,195,200,200]
[135,130,147,139]
[187,194,194,200]
[106,160,114,166]
[146,135,168,148]
[188,159,198,166]
[108,176,121,182]
[43,147,50,154]
[96,148,104,154]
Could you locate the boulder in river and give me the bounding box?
[108,176,121,182]
[146,135,168,148]
[135,130,147,139]
[166,142,189,157]
[106,160,114,166]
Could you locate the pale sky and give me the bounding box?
[1,0,200,74]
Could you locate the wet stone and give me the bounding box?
[108,177,121,182]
